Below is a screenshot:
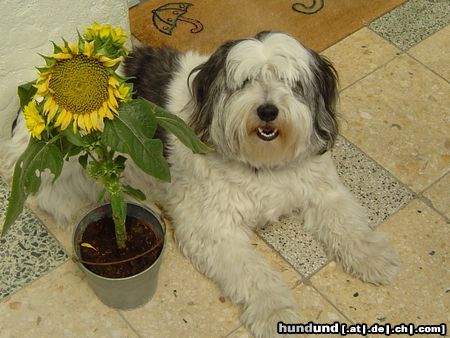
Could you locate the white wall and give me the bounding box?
[0,0,131,139]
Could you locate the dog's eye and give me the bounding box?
[242,78,250,87]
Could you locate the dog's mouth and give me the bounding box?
[256,126,279,141]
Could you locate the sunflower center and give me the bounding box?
[49,55,109,114]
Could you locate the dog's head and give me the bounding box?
[188,31,338,168]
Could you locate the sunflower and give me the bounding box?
[23,101,45,140]
[32,24,132,134]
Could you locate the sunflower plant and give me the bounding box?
[1,24,212,249]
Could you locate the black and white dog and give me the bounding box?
[1,32,399,337]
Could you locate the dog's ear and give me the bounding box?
[308,50,339,155]
[188,40,242,142]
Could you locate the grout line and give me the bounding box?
[337,53,402,93]
[0,259,70,304]
[118,310,143,338]
[417,194,450,223]
[223,324,245,337]
[300,278,357,325]
[406,51,450,84]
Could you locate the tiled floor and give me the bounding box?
[1,1,449,337]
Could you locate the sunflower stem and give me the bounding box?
[108,176,127,250]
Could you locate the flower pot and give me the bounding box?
[73,202,165,309]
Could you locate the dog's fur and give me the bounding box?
[0,32,399,338]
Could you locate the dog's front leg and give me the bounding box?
[171,210,299,338]
[302,159,400,284]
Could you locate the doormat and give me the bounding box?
[130,0,406,53]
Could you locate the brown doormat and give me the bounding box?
[130,0,406,54]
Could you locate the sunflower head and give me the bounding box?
[29,24,133,136]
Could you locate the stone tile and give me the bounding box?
[227,282,349,337]
[0,176,68,300]
[310,200,449,326]
[423,172,450,219]
[322,28,401,90]
[332,137,414,227]
[339,54,450,193]
[369,0,450,51]
[409,24,450,81]
[0,261,137,337]
[258,136,414,278]
[120,227,242,338]
[258,215,329,279]
[252,233,302,288]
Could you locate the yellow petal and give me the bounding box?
[72,114,78,133]
[100,55,123,67]
[47,104,59,124]
[108,76,119,88]
[108,87,118,108]
[34,77,50,95]
[77,114,85,131]
[54,109,67,127]
[83,41,95,57]
[90,110,100,130]
[60,111,72,130]
[50,53,72,60]
[84,113,92,133]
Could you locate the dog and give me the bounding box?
[1,32,399,337]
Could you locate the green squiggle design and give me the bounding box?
[292,0,324,14]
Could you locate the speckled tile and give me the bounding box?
[0,176,68,300]
[252,233,302,289]
[409,24,450,81]
[423,172,450,219]
[258,215,329,279]
[226,282,349,338]
[120,227,242,338]
[258,136,414,278]
[369,0,450,51]
[322,28,401,90]
[0,261,138,337]
[339,54,450,193]
[310,199,449,326]
[331,137,414,227]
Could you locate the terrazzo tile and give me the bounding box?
[120,227,242,338]
[310,199,450,326]
[0,261,138,337]
[331,137,415,227]
[226,282,349,338]
[409,24,450,81]
[423,172,450,219]
[0,176,68,300]
[258,136,414,278]
[252,233,302,289]
[322,28,401,90]
[369,0,450,51]
[339,54,450,193]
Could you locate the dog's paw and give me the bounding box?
[340,231,400,285]
[243,306,300,338]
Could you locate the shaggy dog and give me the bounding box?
[1,32,399,337]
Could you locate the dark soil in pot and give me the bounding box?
[79,216,163,278]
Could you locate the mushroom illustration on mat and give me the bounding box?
[152,2,204,36]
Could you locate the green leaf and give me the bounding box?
[101,100,170,181]
[17,82,37,109]
[1,138,64,236]
[123,184,146,201]
[64,128,88,147]
[145,99,214,154]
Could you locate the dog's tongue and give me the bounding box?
[257,127,279,141]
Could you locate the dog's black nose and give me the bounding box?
[257,104,279,122]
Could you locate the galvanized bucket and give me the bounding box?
[73,202,165,310]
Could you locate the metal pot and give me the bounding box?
[73,202,165,309]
